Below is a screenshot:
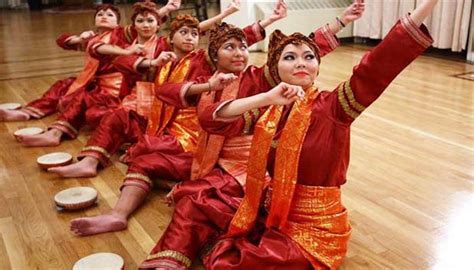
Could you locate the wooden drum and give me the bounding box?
[73,252,124,270]
[54,187,98,211]
[36,152,72,169]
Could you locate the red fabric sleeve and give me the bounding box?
[329,15,433,124]
[197,66,269,137]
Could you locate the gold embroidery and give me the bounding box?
[242,111,252,135]
[23,106,45,117]
[82,146,111,159]
[53,120,78,135]
[251,108,261,119]
[264,65,277,88]
[226,104,284,236]
[270,139,278,148]
[125,173,153,185]
[343,81,365,112]
[146,250,192,268]
[337,83,359,120]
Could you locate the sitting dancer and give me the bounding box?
[49,0,241,179]
[136,0,439,269]
[68,0,290,236]
[0,0,178,122]
[15,1,179,146]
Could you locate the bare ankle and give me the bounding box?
[82,156,100,167]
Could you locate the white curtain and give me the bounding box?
[354,0,473,52]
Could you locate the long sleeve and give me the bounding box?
[310,24,340,57]
[56,33,88,51]
[113,54,144,77]
[155,50,214,108]
[197,65,269,137]
[156,76,210,108]
[331,14,433,124]
[87,27,131,61]
[243,22,266,47]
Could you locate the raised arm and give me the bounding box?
[332,0,437,124]
[199,0,240,32]
[258,0,287,28]
[309,1,365,57]
[328,0,365,35]
[158,0,181,19]
[410,0,438,26]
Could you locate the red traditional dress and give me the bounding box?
[47,26,135,138]
[21,28,136,119]
[76,33,171,166]
[121,22,267,193]
[140,16,433,270]
[140,24,341,269]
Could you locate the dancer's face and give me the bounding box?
[95,8,119,29]
[134,13,159,40]
[172,26,199,53]
[216,37,249,74]
[277,43,319,88]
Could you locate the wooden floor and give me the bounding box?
[1,5,473,270]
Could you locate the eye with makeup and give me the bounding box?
[283,54,295,61]
[304,53,316,60]
[283,52,315,61]
[224,44,235,50]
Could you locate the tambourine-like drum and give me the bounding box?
[73,252,124,270]
[54,186,98,211]
[13,127,44,139]
[0,102,21,110]
[36,152,72,169]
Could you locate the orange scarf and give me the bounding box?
[190,75,241,180]
[226,85,351,269]
[145,51,195,135]
[121,35,158,117]
[65,31,112,96]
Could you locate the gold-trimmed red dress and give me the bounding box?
[140,16,433,270]
[140,24,343,269]
[46,26,135,139]
[121,22,267,194]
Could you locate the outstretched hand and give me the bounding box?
[224,0,240,15]
[340,0,366,25]
[269,0,288,22]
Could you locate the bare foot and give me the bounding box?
[70,213,127,236]
[48,157,99,178]
[0,109,30,122]
[17,129,62,147]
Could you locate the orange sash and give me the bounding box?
[216,135,253,186]
[226,86,351,269]
[227,87,318,236]
[190,75,241,180]
[121,35,158,117]
[145,51,195,135]
[65,31,111,96]
[278,185,351,269]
